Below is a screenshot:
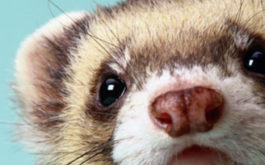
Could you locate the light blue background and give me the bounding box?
[0,0,122,164]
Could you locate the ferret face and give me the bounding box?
[15,0,265,165]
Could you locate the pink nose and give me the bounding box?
[149,86,224,137]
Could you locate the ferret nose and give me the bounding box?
[149,86,224,137]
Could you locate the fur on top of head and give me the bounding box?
[15,0,265,164]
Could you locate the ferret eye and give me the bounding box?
[244,48,265,75]
[99,77,126,106]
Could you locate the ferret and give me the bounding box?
[14,0,265,164]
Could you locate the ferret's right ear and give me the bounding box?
[15,12,90,127]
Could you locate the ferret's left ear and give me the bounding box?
[15,12,90,127]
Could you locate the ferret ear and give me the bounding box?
[15,12,90,127]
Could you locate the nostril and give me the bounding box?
[156,113,172,124]
[149,86,224,137]
[205,92,224,124]
[149,91,189,137]
[205,107,222,124]
[153,112,173,131]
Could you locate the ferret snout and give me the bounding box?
[149,86,224,137]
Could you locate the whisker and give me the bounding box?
[47,0,57,19]
[47,0,119,48]
[63,136,132,165]
[46,0,132,79]
[100,18,123,48]
[66,142,108,165]
[79,149,108,165]
[243,7,265,28]
[233,0,245,23]
[50,143,95,163]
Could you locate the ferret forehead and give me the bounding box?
[90,0,265,75]
[88,0,264,59]
[65,0,265,102]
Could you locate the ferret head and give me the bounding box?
[15,0,265,164]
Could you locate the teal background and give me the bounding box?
[0,0,122,164]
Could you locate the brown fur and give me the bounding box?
[15,0,265,164]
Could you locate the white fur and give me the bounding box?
[113,65,265,165]
[109,48,131,74]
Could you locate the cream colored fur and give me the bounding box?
[15,0,265,164]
